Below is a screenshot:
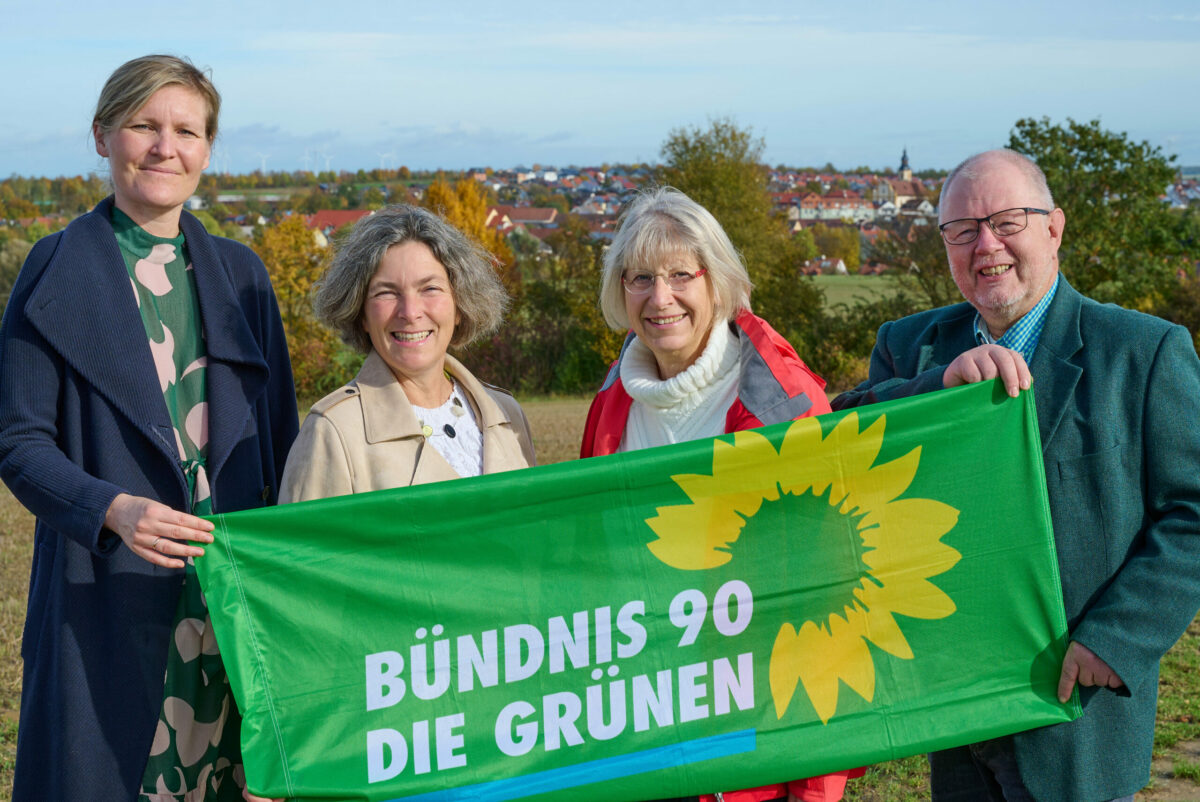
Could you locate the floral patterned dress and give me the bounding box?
[112,208,247,801]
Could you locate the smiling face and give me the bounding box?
[362,240,460,394]
[94,85,211,237]
[624,249,715,379]
[940,154,1065,336]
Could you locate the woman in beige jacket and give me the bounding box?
[280,205,535,503]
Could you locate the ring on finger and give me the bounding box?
[151,536,162,550]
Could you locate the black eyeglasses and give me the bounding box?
[938,207,1051,245]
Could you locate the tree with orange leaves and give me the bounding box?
[252,215,353,398]
[421,176,516,286]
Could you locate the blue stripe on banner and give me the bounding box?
[385,728,758,802]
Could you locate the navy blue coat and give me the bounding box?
[0,198,299,800]
[834,278,1200,801]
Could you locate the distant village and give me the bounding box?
[202,150,954,276]
[6,149,1199,278]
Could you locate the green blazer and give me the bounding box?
[834,278,1200,801]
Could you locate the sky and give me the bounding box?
[2,0,1199,179]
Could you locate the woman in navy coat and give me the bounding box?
[0,55,298,800]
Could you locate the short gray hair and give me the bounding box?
[939,149,1055,222]
[314,205,509,352]
[600,186,753,330]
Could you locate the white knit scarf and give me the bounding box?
[618,320,740,451]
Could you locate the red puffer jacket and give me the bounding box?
[582,311,833,458]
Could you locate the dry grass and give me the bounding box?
[0,395,1194,800]
[521,396,591,465]
[0,485,30,800]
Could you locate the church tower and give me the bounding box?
[900,147,912,182]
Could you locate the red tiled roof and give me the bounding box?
[885,179,925,198]
[305,209,372,230]
[485,206,514,230]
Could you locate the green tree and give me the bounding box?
[1162,273,1200,353]
[811,291,926,393]
[657,118,822,351]
[811,223,861,271]
[0,238,33,319]
[1154,208,1200,347]
[525,184,570,216]
[362,186,386,209]
[251,216,348,398]
[871,222,961,310]
[243,196,268,221]
[336,183,358,208]
[190,210,223,236]
[510,214,624,392]
[1008,117,1181,310]
[23,222,52,242]
[0,183,38,219]
[422,177,514,284]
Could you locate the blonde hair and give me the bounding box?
[93,54,220,141]
[600,186,753,329]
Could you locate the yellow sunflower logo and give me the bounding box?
[646,412,960,724]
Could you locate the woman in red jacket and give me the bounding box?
[581,187,861,802]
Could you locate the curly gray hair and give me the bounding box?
[315,205,509,352]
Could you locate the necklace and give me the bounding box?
[417,381,467,439]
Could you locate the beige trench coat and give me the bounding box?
[279,351,535,503]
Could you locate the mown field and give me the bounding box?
[811,274,902,310]
[1,396,1196,800]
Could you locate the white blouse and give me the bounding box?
[412,379,484,477]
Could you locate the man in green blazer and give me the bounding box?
[833,149,1200,801]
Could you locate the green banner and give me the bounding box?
[198,380,1078,801]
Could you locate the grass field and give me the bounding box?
[811,274,902,310]
[1,396,1196,800]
